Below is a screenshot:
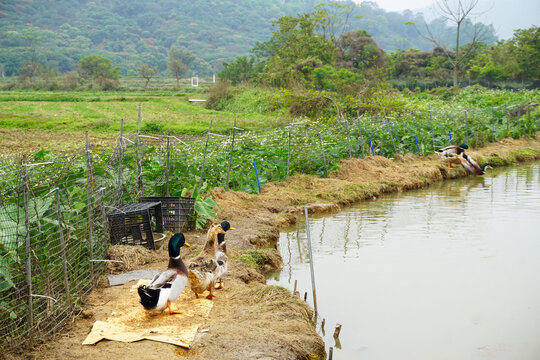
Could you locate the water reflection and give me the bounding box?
[267,163,540,360]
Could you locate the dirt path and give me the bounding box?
[7,135,540,360]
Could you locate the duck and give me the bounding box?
[436,143,469,156]
[459,154,492,176]
[436,152,464,169]
[187,223,225,299]
[137,233,190,314]
[215,221,235,290]
[435,144,469,168]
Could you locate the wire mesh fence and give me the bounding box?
[0,100,538,351]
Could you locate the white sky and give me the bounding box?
[371,0,435,12]
[366,0,539,39]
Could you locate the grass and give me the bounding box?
[0,89,286,137]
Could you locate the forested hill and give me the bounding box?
[0,0,497,76]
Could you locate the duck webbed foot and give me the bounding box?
[215,278,224,289]
[165,300,182,315]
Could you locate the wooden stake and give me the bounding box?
[334,323,342,338]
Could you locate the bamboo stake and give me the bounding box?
[198,119,213,193]
[429,105,435,151]
[334,323,342,338]
[85,132,94,281]
[343,115,352,157]
[318,132,328,177]
[287,116,291,180]
[383,110,397,154]
[304,205,318,315]
[99,188,109,255]
[116,119,124,205]
[356,111,365,158]
[137,104,143,200]
[225,119,237,189]
[22,157,34,347]
[166,131,171,196]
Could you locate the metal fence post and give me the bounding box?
[225,119,237,189]
[304,205,318,316]
[55,185,71,311]
[22,157,33,347]
[85,132,94,281]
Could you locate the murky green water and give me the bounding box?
[267,162,540,360]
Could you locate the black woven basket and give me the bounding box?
[141,196,195,232]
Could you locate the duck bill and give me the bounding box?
[229,227,236,231]
[184,242,191,248]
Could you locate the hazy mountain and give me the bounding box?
[0,0,498,76]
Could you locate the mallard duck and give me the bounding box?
[459,154,492,176]
[187,223,225,299]
[436,144,469,156]
[137,233,190,314]
[436,152,464,169]
[436,144,469,168]
[215,221,235,290]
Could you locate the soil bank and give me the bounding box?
[7,135,540,360]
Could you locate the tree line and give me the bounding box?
[0,0,497,78]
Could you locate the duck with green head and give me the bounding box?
[459,154,492,176]
[137,233,190,314]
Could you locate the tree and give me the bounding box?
[78,55,120,89]
[253,11,338,87]
[507,26,540,81]
[417,0,488,90]
[18,60,43,87]
[137,63,159,88]
[219,56,260,85]
[167,46,194,89]
[337,30,386,71]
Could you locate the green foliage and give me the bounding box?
[78,55,120,89]
[219,56,262,85]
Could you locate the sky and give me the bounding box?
[366,0,539,39]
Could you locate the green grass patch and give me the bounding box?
[232,249,268,269]
[508,149,540,162]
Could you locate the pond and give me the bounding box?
[267,162,540,360]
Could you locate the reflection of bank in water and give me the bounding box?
[268,163,540,360]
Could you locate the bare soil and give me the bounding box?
[4,135,540,360]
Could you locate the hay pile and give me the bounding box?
[106,244,162,274]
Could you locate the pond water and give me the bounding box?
[267,162,540,360]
